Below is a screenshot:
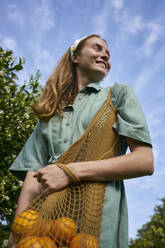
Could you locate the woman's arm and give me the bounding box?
[34,137,154,196]
[8,171,42,248]
[68,137,154,181]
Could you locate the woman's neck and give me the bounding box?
[76,72,93,92]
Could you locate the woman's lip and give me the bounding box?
[96,61,107,68]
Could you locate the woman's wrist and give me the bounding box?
[66,162,82,181]
[67,161,94,181]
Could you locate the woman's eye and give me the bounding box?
[94,46,99,51]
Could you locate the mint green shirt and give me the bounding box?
[9,82,152,248]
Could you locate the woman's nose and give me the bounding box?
[100,51,109,61]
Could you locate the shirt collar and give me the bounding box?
[79,82,102,93]
[64,82,102,111]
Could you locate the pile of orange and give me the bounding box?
[14,209,99,247]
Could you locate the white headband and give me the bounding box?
[70,36,88,58]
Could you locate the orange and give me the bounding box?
[17,236,57,248]
[12,209,39,234]
[70,233,99,248]
[36,220,54,237]
[51,217,77,245]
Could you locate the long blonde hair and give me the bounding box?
[33,34,101,121]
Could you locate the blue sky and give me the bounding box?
[1,0,165,239]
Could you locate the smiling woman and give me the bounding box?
[8,34,153,248]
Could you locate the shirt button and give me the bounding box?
[78,97,82,100]
[64,139,67,143]
[66,123,70,126]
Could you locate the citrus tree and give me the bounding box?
[129,198,165,248]
[0,46,42,247]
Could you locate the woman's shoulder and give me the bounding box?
[103,82,134,108]
[103,82,132,94]
[112,82,133,97]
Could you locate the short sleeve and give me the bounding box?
[111,83,152,146]
[9,121,49,180]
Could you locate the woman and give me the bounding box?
[8,34,153,248]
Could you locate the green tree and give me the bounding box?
[129,198,165,248]
[0,46,42,247]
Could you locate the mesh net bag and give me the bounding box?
[12,88,121,248]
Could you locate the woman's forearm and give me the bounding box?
[14,171,42,217]
[8,171,42,248]
[68,143,154,182]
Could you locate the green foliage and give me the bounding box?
[129,198,165,248]
[0,46,42,246]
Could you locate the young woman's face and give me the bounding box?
[73,37,111,83]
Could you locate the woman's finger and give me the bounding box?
[33,170,44,183]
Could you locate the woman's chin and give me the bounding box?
[92,71,107,82]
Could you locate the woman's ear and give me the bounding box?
[71,54,80,64]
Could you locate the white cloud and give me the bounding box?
[92,0,111,36]
[133,44,164,94]
[152,146,160,161]
[155,163,165,176]
[147,108,164,131]
[17,70,31,86]
[111,0,124,9]
[34,48,56,82]
[2,37,17,50]
[146,23,162,45]
[125,15,144,34]
[112,8,145,35]
[133,67,155,94]
[112,7,162,55]
[149,126,165,144]
[35,0,54,31]
[143,22,162,56]
[7,4,24,26]
[126,172,163,191]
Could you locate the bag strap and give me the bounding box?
[56,163,80,183]
[108,87,116,113]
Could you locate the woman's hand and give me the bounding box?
[33,164,71,195]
